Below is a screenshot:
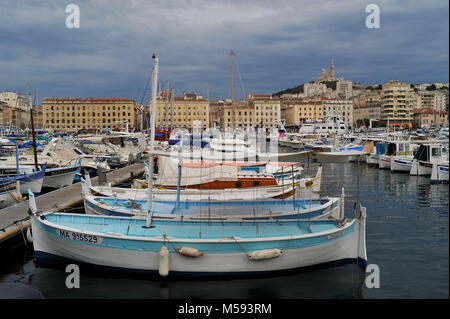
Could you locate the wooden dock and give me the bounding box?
[0,163,144,246]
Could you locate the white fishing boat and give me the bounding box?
[431,162,449,184]
[42,159,81,189]
[28,189,367,277]
[410,143,449,176]
[81,177,341,221]
[390,141,418,173]
[86,174,297,201]
[0,163,47,195]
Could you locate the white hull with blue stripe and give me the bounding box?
[0,163,47,195]
[431,162,449,184]
[81,178,342,221]
[391,157,413,172]
[28,191,367,277]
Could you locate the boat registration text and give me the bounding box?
[57,229,103,244]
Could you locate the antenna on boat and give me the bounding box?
[143,53,159,229]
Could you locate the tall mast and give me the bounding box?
[230,50,235,129]
[145,53,159,228]
[29,90,39,170]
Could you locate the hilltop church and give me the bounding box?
[315,58,336,82]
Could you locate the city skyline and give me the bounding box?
[0,0,448,103]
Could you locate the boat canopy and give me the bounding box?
[155,156,238,186]
[375,143,386,155]
[179,160,300,168]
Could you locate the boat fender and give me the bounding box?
[177,246,204,257]
[26,227,33,243]
[159,246,169,277]
[248,248,283,260]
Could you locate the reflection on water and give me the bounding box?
[0,160,448,298]
[17,262,365,299]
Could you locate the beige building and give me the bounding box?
[354,106,381,124]
[0,91,30,128]
[247,94,281,128]
[417,90,446,111]
[281,99,323,126]
[152,92,209,130]
[210,100,254,129]
[381,80,414,127]
[321,97,353,126]
[352,91,382,123]
[210,94,281,129]
[42,97,141,133]
[336,79,353,98]
[412,108,448,128]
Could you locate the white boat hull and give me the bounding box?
[378,155,391,169]
[418,161,433,176]
[31,212,366,276]
[391,157,412,172]
[431,164,449,184]
[20,178,44,195]
[43,166,78,189]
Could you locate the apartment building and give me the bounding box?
[0,91,30,128]
[247,94,281,128]
[381,80,414,127]
[152,92,209,130]
[412,108,448,128]
[42,97,141,132]
[281,99,323,126]
[321,97,353,125]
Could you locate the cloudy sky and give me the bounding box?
[0,0,448,103]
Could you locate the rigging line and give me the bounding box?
[235,59,246,100]
[140,75,151,106]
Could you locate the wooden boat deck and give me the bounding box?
[0,163,144,245]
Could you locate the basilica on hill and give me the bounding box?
[315,58,336,82]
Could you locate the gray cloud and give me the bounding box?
[0,0,447,102]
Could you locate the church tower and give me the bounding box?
[330,57,335,79]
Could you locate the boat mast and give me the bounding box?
[29,90,39,170]
[144,53,159,228]
[230,50,235,130]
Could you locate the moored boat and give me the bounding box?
[28,189,367,277]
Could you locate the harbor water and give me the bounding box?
[0,161,448,299]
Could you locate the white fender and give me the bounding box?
[159,246,169,277]
[26,227,33,243]
[178,246,204,257]
[410,159,418,176]
[248,248,282,260]
[430,163,438,184]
